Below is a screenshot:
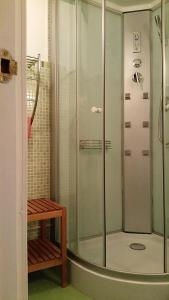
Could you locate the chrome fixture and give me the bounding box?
[130,243,146,250]
[80,140,112,150]
[155,15,168,46]
[133,58,142,68]
[155,15,162,42]
[132,71,143,84]
[158,97,169,145]
[165,96,169,111]
[91,106,102,113]
[26,54,41,125]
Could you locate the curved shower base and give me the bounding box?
[69,254,169,300]
[78,232,164,274]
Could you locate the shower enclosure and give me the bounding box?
[52,0,169,275]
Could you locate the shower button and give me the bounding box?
[142,121,149,128]
[143,92,149,99]
[125,122,131,128]
[142,150,150,156]
[124,150,131,156]
[125,93,131,100]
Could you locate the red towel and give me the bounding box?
[27,117,32,139]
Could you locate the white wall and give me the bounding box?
[27,0,48,61]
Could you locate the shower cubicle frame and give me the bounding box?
[52,0,169,277]
[162,0,167,273]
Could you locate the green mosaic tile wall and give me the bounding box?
[27,61,51,239]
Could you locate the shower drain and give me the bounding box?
[129,243,146,251]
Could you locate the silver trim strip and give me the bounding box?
[75,0,80,255]
[102,0,106,268]
[161,0,167,273]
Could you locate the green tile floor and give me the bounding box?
[28,269,92,300]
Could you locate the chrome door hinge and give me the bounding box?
[0,49,18,83]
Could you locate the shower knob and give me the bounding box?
[132,72,143,84]
[91,106,102,113]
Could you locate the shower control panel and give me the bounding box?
[0,49,17,83]
[123,11,152,234]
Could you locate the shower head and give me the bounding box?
[154,15,162,42]
[155,15,161,29]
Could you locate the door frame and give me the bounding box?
[17,0,28,297]
[0,0,27,299]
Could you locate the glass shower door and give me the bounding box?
[77,0,105,267]
[163,0,169,272]
[105,4,122,269]
[57,0,78,254]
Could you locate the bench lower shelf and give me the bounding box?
[28,239,62,273]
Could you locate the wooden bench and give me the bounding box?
[27,199,67,287]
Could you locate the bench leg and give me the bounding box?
[61,262,67,288]
[61,207,67,287]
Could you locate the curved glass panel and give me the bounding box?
[105,5,123,270]
[57,0,166,274]
[57,0,78,253]
[152,2,164,272]
[57,0,105,266]
[77,0,105,267]
[104,0,164,274]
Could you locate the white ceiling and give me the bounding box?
[108,0,161,12]
[111,0,155,6]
